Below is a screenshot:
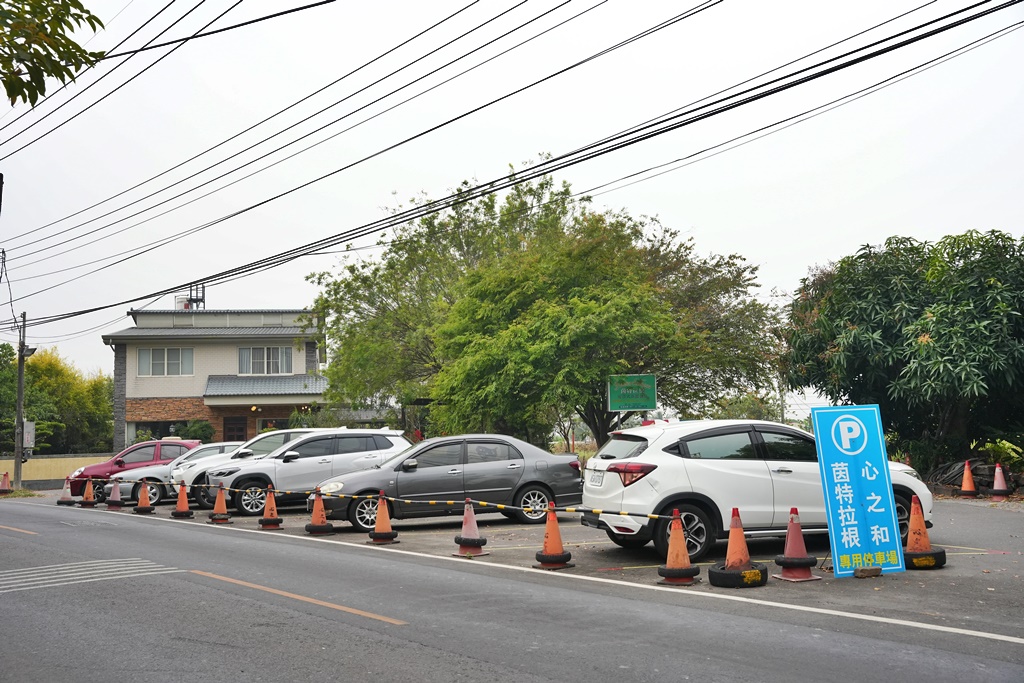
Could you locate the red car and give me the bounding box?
[69,439,201,500]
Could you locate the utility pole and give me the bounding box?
[14,311,34,490]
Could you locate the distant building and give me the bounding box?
[102,302,324,451]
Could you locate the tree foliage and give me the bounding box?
[311,171,778,446]
[0,1,104,105]
[786,230,1024,468]
[0,344,112,454]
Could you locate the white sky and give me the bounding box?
[0,0,1021,377]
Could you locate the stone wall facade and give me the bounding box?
[126,397,295,442]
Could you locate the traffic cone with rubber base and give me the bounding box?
[259,485,282,530]
[105,480,124,510]
[133,481,155,515]
[171,481,193,518]
[989,464,1011,502]
[57,477,76,506]
[904,495,946,570]
[78,479,98,508]
[957,460,978,497]
[772,507,820,582]
[533,502,574,570]
[304,487,334,535]
[657,509,700,586]
[0,471,11,494]
[367,491,398,545]
[207,483,233,524]
[454,498,488,558]
[708,508,768,588]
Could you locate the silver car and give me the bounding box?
[104,441,243,505]
[309,434,583,532]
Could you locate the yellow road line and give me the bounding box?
[190,570,407,625]
[0,525,37,535]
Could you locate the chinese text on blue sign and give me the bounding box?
[811,405,905,577]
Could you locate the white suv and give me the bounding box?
[173,428,336,508]
[581,420,933,560]
[207,429,411,515]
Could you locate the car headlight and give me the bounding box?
[320,482,344,494]
[209,468,239,478]
[180,462,197,471]
[71,467,85,478]
[904,468,922,480]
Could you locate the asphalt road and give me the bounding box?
[1,494,1022,682]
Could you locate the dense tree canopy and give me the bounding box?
[0,1,104,105]
[786,230,1024,467]
[311,173,778,445]
[1,344,112,454]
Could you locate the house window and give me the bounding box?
[238,346,293,375]
[138,348,193,376]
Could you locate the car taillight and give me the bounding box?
[607,462,657,487]
[569,460,580,471]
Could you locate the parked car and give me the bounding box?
[207,429,411,515]
[103,441,243,505]
[175,428,342,508]
[309,434,583,532]
[580,420,934,560]
[68,438,201,502]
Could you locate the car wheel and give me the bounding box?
[133,481,163,506]
[235,481,267,516]
[895,493,912,545]
[653,504,714,562]
[606,530,649,549]
[90,480,107,504]
[513,485,551,524]
[193,476,215,509]
[349,495,380,533]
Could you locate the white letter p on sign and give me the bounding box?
[839,420,861,450]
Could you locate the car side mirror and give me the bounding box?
[401,459,418,471]
[232,448,254,459]
[114,458,125,467]
[281,452,300,463]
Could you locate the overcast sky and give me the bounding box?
[1,0,1021,408]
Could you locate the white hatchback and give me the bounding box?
[581,420,933,560]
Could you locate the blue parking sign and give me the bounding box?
[811,405,905,577]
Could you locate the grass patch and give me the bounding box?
[0,489,43,498]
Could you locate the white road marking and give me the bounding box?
[0,558,183,594]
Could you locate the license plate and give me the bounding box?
[589,470,604,486]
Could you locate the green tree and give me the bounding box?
[308,174,577,411]
[786,230,1024,470]
[0,343,61,453]
[431,206,777,445]
[709,391,782,421]
[171,420,215,443]
[24,347,112,453]
[0,1,104,105]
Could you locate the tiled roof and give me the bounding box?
[204,375,328,397]
[102,327,309,342]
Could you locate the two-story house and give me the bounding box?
[101,304,326,452]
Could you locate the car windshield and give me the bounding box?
[595,434,649,459]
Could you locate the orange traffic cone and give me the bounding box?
[57,477,76,506]
[772,507,820,582]
[171,481,193,518]
[207,483,233,524]
[367,491,398,545]
[453,498,488,558]
[259,485,282,530]
[708,508,767,588]
[304,487,334,535]
[533,502,573,570]
[905,495,946,570]
[0,471,11,494]
[957,460,978,497]
[657,509,701,586]
[990,464,1011,502]
[79,478,98,508]
[133,481,155,515]
[105,479,124,510]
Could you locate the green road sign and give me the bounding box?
[607,374,657,411]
